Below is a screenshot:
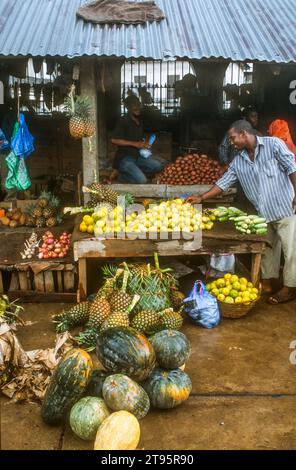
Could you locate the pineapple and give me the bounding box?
[64,93,93,140]
[26,216,36,227]
[159,308,183,330]
[46,217,57,228]
[75,327,100,351]
[32,206,43,218]
[38,191,51,208]
[86,298,111,329]
[53,301,90,333]
[130,309,161,334]
[100,294,139,332]
[170,288,185,310]
[109,270,132,312]
[128,273,171,314]
[36,216,46,228]
[84,118,95,137]
[100,310,129,332]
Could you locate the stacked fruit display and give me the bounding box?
[53,255,185,350]
[210,207,268,235]
[41,326,192,450]
[157,154,226,185]
[206,274,260,305]
[38,231,71,259]
[26,192,62,228]
[0,208,29,229]
[78,199,216,237]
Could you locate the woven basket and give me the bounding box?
[218,298,259,319]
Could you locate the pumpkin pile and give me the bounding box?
[157,154,226,185]
[41,327,192,450]
[53,254,186,351]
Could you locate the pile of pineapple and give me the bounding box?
[53,255,185,350]
[26,192,62,228]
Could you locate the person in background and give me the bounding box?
[218,107,262,166]
[187,120,296,305]
[111,95,165,184]
[268,119,296,160]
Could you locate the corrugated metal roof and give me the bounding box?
[0,0,296,63]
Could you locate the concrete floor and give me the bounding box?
[1,296,296,450]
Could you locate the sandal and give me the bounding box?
[267,289,296,305]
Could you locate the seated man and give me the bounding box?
[111,95,165,184]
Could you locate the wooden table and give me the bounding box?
[73,220,269,297]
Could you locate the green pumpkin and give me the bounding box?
[143,368,192,409]
[96,327,156,382]
[103,374,150,420]
[149,330,191,369]
[85,370,112,398]
[41,348,93,425]
[70,396,110,441]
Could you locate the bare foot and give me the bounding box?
[261,279,273,293]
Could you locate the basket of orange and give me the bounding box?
[206,274,261,319]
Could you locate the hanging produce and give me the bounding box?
[64,85,95,139]
[157,154,226,185]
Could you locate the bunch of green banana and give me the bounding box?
[0,295,24,324]
[232,215,268,235]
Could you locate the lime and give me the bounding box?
[251,288,259,295]
[247,282,254,288]
[225,296,235,304]
[218,294,225,301]
[206,283,212,291]
[240,285,247,292]
[210,282,217,290]
[216,279,226,288]
[232,281,241,291]
[239,277,248,286]
[230,289,239,299]
[222,287,231,296]
[231,275,239,283]
[211,288,220,297]
[235,296,243,304]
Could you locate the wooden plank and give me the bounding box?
[111,184,167,198]
[251,253,262,287]
[57,271,63,292]
[18,271,28,291]
[9,272,19,291]
[64,271,75,292]
[8,291,77,303]
[0,271,4,293]
[44,271,55,293]
[34,272,45,292]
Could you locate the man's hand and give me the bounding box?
[185,195,202,204]
[135,141,151,149]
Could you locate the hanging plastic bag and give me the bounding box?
[5,152,31,190]
[184,280,220,329]
[11,113,34,158]
[0,128,10,151]
[199,254,235,279]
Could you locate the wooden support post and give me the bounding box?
[80,57,99,204]
[251,253,262,287]
[78,258,87,297]
[18,272,28,291]
[9,272,19,292]
[34,272,45,292]
[0,271,4,293]
[57,271,63,292]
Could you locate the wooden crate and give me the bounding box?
[4,263,77,302]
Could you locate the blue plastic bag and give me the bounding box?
[11,113,34,158]
[0,128,10,151]
[184,280,220,329]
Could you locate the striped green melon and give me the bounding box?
[41,348,93,425]
[149,330,191,369]
[96,327,156,382]
[102,374,150,419]
[70,396,110,440]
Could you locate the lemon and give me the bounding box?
[232,281,241,291]
[251,288,259,295]
[218,294,225,301]
[80,222,88,232]
[212,288,220,297]
[225,296,235,304]
[206,283,212,291]
[239,277,248,286]
[240,284,247,292]
[206,222,214,230]
[222,287,231,296]
[225,280,232,287]
[210,282,217,290]
[250,293,258,301]
[216,279,226,288]
[83,215,93,225]
[247,282,253,288]
[231,275,239,283]
[87,225,94,234]
[230,289,239,299]
[224,273,232,280]
[235,296,243,304]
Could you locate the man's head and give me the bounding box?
[228,120,255,149]
[243,107,259,128]
[124,95,141,117]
